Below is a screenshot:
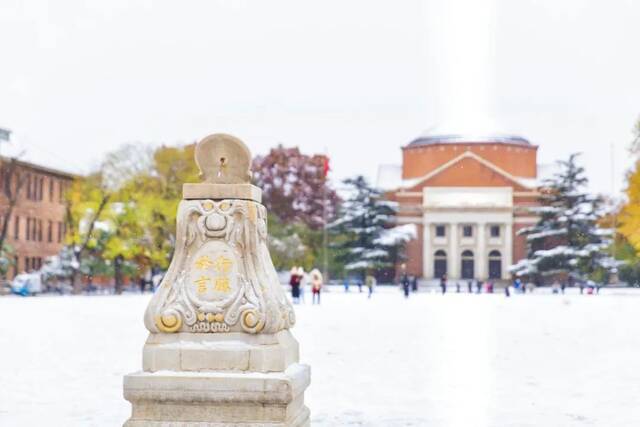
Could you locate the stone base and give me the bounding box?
[123,331,310,426]
[123,365,310,426]
[141,330,301,373]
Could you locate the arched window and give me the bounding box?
[434,250,447,279]
[461,250,474,279]
[489,250,502,279]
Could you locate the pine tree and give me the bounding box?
[330,176,414,278]
[511,153,615,283]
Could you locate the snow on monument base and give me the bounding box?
[123,332,310,426]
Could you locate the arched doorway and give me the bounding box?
[434,250,447,279]
[461,250,474,279]
[489,250,502,279]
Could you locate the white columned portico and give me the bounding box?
[477,222,487,280]
[421,187,514,282]
[449,222,459,279]
[423,215,432,279]
[504,222,513,279]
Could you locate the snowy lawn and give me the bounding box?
[1,287,639,427]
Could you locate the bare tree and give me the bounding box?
[64,187,111,294]
[0,157,29,272]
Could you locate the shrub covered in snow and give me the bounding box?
[330,176,415,278]
[511,153,618,283]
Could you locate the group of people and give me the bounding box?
[447,276,521,296]
[289,267,323,304]
[399,273,522,296]
[342,274,378,298]
[551,279,601,295]
[399,273,419,298]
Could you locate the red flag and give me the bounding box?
[323,156,330,178]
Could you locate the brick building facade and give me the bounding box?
[384,134,540,282]
[0,157,74,280]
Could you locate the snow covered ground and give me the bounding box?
[1,287,639,427]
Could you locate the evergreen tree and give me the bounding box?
[330,176,414,279]
[511,153,615,283]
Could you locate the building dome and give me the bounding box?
[401,130,538,182]
[408,133,531,147]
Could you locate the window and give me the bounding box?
[38,219,43,241]
[59,181,65,203]
[13,216,19,239]
[434,250,447,279]
[26,218,31,240]
[461,250,475,279]
[25,257,30,272]
[463,225,473,237]
[49,179,55,201]
[435,225,446,237]
[47,220,53,243]
[38,177,44,201]
[489,250,502,279]
[57,221,63,243]
[3,169,10,196]
[26,174,32,199]
[490,225,500,238]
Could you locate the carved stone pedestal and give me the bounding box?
[124,331,310,426]
[123,134,310,426]
[124,366,310,427]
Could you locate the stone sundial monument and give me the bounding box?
[123,134,310,426]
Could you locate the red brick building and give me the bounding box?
[0,157,74,279]
[383,133,540,281]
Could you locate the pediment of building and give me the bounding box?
[403,151,531,193]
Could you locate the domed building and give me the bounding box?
[383,133,541,282]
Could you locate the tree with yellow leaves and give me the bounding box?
[616,117,640,284]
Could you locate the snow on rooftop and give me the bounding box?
[0,130,83,176]
[408,133,532,147]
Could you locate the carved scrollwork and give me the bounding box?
[144,199,295,334]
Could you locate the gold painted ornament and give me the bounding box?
[143,134,295,335]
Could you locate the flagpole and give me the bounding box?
[322,148,329,283]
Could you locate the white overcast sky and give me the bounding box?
[0,0,639,195]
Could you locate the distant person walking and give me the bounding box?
[365,273,376,299]
[504,284,510,297]
[343,278,350,292]
[310,269,323,304]
[514,278,522,293]
[297,267,307,304]
[476,280,483,294]
[411,276,418,293]
[468,280,473,294]
[289,266,301,304]
[139,268,152,293]
[440,274,447,295]
[401,273,410,298]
